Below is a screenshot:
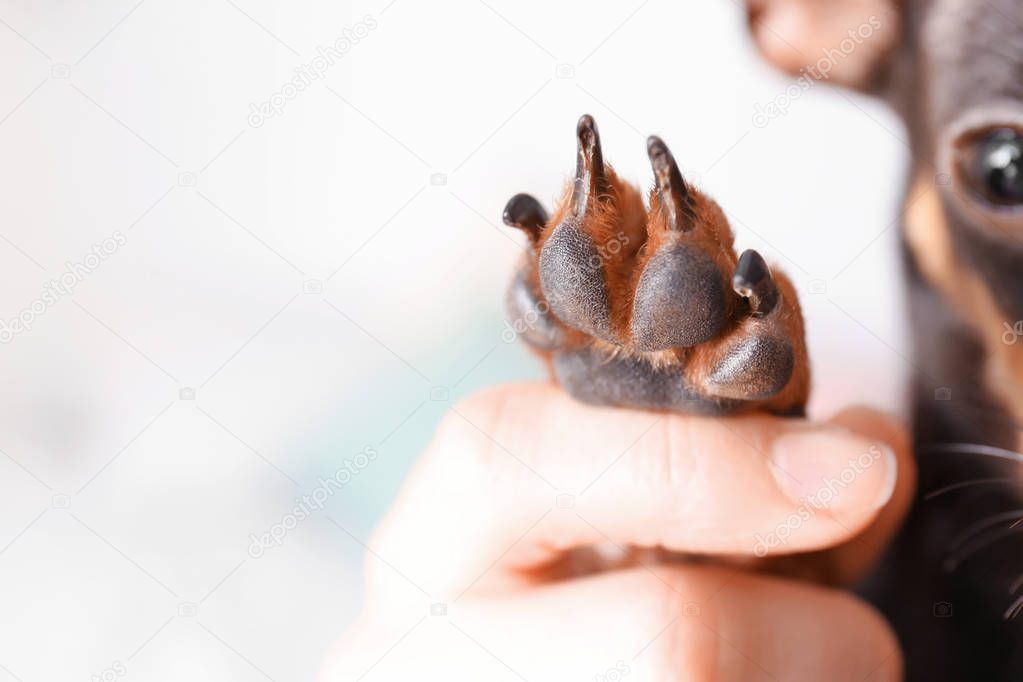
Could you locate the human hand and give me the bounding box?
[321,383,914,681]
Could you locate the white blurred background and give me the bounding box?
[0,0,908,679]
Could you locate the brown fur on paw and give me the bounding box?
[503,115,809,416]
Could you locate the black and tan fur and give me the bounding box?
[502,0,1023,676]
[748,0,1023,678]
[502,116,810,416]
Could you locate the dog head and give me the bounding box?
[749,0,1023,439]
[747,3,1023,676]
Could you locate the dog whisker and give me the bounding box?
[924,477,1017,500]
[1004,595,1023,621]
[948,510,1023,552]
[945,521,1023,572]
[923,443,1023,464]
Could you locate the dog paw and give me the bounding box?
[502,115,809,415]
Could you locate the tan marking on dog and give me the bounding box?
[904,171,1023,447]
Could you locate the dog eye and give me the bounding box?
[963,128,1023,206]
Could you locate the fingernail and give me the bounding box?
[770,429,897,513]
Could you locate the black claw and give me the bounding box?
[647,136,695,232]
[503,193,549,242]
[571,114,606,217]
[732,249,779,315]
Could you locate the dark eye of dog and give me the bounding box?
[971,128,1023,205]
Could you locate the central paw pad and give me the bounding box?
[502,115,809,415]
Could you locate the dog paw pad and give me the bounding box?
[501,115,809,415]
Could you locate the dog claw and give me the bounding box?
[572,114,607,217]
[732,249,779,315]
[632,134,727,350]
[535,115,623,343]
[503,193,549,242]
[647,135,696,232]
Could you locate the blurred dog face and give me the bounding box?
[749,4,1023,677]
[749,0,1023,433]
[915,0,1023,429]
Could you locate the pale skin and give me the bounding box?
[321,383,915,681]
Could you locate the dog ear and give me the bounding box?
[745,0,903,90]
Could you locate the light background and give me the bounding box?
[0,0,910,680]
